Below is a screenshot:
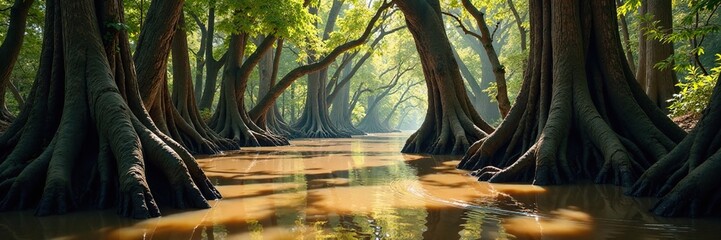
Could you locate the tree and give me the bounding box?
[636,0,677,111]
[171,13,238,153]
[459,0,512,118]
[629,73,721,217]
[293,0,350,138]
[132,0,235,154]
[197,5,227,111]
[395,0,494,155]
[248,1,393,131]
[0,0,219,218]
[356,63,414,133]
[0,0,34,129]
[257,39,300,137]
[458,0,685,187]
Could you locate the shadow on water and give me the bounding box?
[0,132,719,239]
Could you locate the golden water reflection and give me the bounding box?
[0,133,718,239]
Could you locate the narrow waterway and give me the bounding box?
[0,133,718,239]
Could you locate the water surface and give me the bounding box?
[0,133,718,239]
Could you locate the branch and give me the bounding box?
[250,0,394,120]
[442,11,484,42]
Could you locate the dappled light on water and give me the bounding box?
[0,133,718,239]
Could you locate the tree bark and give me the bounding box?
[171,13,237,153]
[507,0,527,51]
[458,0,685,187]
[198,7,227,111]
[189,11,207,104]
[629,74,721,217]
[208,34,288,146]
[133,0,233,154]
[638,0,677,111]
[257,39,299,138]
[461,0,511,118]
[396,0,493,155]
[330,61,367,135]
[294,0,349,138]
[0,0,35,129]
[0,0,219,219]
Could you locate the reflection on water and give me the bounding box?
[0,133,718,239]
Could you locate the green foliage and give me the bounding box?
[669,55,721,117]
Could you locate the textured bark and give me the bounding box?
[330,62,367,135]
[294,0,349,138]
[637,0,677,111]
[461,0,511,118]
[208,34,288,146]
[198,7,227,111]
[171,13,237,153]
[134,1,233,154]
[0,0,219,218]
[458,0,685,187]
[396,0,493,155]
[248,2,392,126]
[257,39,299,138]
[0,0,35,129]
[628,74,721,217]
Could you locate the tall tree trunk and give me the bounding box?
[644,0,677,109]
[189,11,207,104]
[294,0,349,138]
[257,39,299,138]
[0,0,219,218]
[171,13,237,153]
[198,7,227,111]
[134,0,233,154]
[461,0,511,118]
[209,34,288,146]
[0,0,35,129]
[507,0,527,51]
[356,95,394,133]
[330,61,366,135]
[638,0,676,111]
[396,0,493,155]
[458,0,685,187]
[629,74,721,217]
[617,0,636,73]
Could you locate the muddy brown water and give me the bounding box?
[0,133,718,239]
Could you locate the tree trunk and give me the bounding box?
[396,0,493,155]
[257,39,299,138]
[356,95,394,133]
[189,11,207,104]
[209,34,288,146]
[638,0,676,111]
[198,7,227,111]
[330,61,366,135]
[293,0,349,138]
[0,0,35,129]
[507,0,527,51]
[461,0,511,118]
[616,0,636,73]
[0,0,219,219]
[133,0,233,154]
[628,74,721,217]
[171,13,237,153]
[458,0,685,187]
